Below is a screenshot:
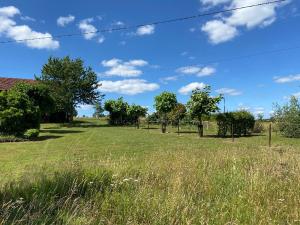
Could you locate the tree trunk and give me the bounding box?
[136,119,140,129]
[197,118,203,137]
[161,115,167,133]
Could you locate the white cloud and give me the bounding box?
[179,82,207,95]
[274,74,300,83]
[78,18,97,40]
[201,0,287,44]
[112,21,125,26]
[160,76,179,84]
[20,16,35,22]
[215,88,242,96]
[78,104,94,110]
[0,6,59,50]
[98,36,105,43]
[201,20,238,44]
[176,66,216,77]
[101,58,148,77]
[200,0,231,6]
[0,6,20,17]
[136,25,155,36]
[99,79,159,95]
[57,15,75,27]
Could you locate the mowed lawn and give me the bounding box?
[1,118,300,224]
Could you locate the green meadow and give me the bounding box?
[0,119,300,224]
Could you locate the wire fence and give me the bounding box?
[122,119,300,148]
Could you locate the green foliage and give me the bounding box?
[104,98,147,126]
[273,96,300,138]
[23,129,40,140]
[168,103,187,122]
[11,82,55,116]
[154,92,177,133]
[127,104,147,128]
[216,111,255,137]
[37,56,101,121]
[154,92,177,115]
[187,86,222,137]
[146,112,160,123]
[93,100,105,118]
[104,98,129,125]
[0,90,40,136]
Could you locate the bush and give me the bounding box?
[273,96,300,138]
[23,129,40,140]
[216,111,255,137]
[0,91,40,136]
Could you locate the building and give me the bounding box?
[0,77,36,91]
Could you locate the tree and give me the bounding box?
[127,104,147,129]
[187,86,222,137]
[154,92,177,133]
[11,82,55,119]
[93,100,104,119]
[0,90,40,136]
[273,96,300,138]
[168,103,187,125]
[104,98,129,125]
[37,56,100,122]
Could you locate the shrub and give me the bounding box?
[216,111,255,137]
[0,91,40,136]
[273,96,300,138]
[23,129,40,140]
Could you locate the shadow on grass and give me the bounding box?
[40,129,84,134]
[35,135,62,141]
[141,127,160,130]
[0,169,113,224]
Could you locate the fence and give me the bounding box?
[135,119,300,147]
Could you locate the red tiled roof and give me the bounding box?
[0,77,36,91]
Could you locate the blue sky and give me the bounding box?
[0,0,299,118]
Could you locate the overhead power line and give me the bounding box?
[0,0,285,44]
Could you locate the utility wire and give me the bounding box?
[0,0,285,44]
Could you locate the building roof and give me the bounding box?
[0,77,36,91]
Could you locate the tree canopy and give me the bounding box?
[274,96,300,138]
[187,86,222,137]
[37,56,100,121]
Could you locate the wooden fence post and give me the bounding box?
[232,123,234,142]
[269,123,272,147]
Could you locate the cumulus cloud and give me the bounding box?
[179,82,207,95]
[215,88,242,96]
[274,74,300,83]
[78,18,97,40]
[201,20,238,44]
[176,66,216,77]
[160,76,179,84]
[101,58,148,77]
[201,0,287,44]
[57,15,75,27]
[0,6,59,49]
[99,79,159,95]
[136,25,155,36]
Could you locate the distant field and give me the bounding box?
[0,118,300,224]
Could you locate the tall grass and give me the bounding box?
[1,146,300,224]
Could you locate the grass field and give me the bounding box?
[1,118,300,224]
